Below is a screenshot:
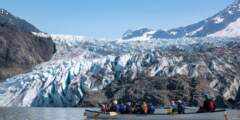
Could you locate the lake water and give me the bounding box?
[0,107,239,120]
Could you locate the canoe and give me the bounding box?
[84,109,226,120]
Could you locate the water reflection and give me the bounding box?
[0,107,85,120]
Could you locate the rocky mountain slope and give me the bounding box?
[0,35,239,108]
[0,9,55,81]
[123,0,240,40]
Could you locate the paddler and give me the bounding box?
[171,100,178,113]
[110,100,121,113]
[148,103,155,114]
[142,101,149,114]
[177,100,185,114]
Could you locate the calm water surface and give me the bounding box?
[0,107,239,120]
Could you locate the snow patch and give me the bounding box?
[213,16,224,24]
[187,26,204,36]
[228,10,233,14]
[32,32,50,38]
[170,31,177,35]
[121,30,156,41]
[208,18,240,37]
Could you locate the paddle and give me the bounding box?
[110,112,119,116]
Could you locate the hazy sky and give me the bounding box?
[1,0,233,38]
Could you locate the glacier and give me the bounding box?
[0,34,240,107]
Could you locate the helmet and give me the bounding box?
[113,100,118,104]
[171,100,175,104]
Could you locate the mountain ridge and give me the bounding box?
[122,0,240,40]
[0,8,40,33]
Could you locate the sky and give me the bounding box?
[1,0,233,38]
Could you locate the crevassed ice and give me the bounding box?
[0,35,239,107]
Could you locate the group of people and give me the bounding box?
[101,100,156,114]
[101,97,217,115]
[168,100,186,114]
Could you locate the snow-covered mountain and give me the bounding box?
[0,8,40,32]
[123,0,240,40]
[0,34,239,107]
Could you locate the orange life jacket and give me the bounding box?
[143,104,148,114]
